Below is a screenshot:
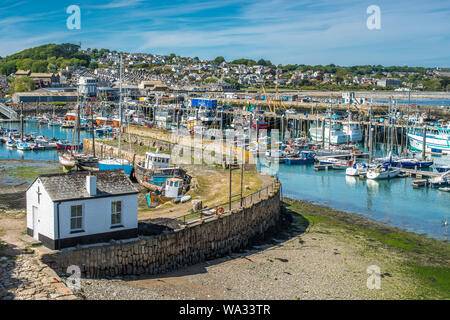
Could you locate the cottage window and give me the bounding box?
[70,205,83,231]
[111,201,122,226]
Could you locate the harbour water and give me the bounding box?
[1,120,449,241]
[0,121,92,161]
[372,99,450,107]
[257,152,450,241]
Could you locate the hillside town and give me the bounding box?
[1,44,449,106]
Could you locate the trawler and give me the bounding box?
[342,122,363,143]
[134,151,189,192]
[309,121,349,145]
[407,126,450,155]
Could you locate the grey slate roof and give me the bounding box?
[35,170,138,202]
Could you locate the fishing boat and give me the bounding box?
[265,150,286,163]
[16,142,31,151]
[98,158,133,175]
[309,121,349,145]
[6,140,16,148]
[253,121,269,130]
[34,136,48,144]
[438,187,450,192]
[435,165,450,173]
[366,164,401,180]
[342,122,363,143]
[134,151,189,191]
[65,112,77,121]
[146,177,188,208]
[332,159,355,170]
[48,120,60,126]
[95,116,112,126]
[56,140,83,151]
[74,154,99,170]
[382,152,434,169]
[430,171,450,188]
[61,121,75,129]
[408,126,450,154]
[388,157,434,169]
[284,151,315,165]
[95,125,113,135]
[112,117,121,128]
[59,153,77,172]
[39,118,49,125]
[319,157,346,165]
[346,163,369,176]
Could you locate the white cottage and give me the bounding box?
[26,170,139,250]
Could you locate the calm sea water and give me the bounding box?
[373,99,450,107]
[1,121,449,240]
[0,121,92,161]
[257,153,450,241]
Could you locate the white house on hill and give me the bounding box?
[26,170,139,250]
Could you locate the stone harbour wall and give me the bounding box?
[41,182,281,279]
[83,139,145,165]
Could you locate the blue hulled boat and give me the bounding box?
[285,151,315,165]
[98,159,133,176]
[435,165,450,173]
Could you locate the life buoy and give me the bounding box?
[216,207,224,216]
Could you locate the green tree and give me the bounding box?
[89,62,99,70]
[31,61,48,73]
[214,56,225,65]
[0,61,17,75]
[10,77,35,93]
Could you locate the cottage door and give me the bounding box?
[32,206,39,240]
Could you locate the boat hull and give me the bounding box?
[98,160,133,175]
[285,158,314,165]
[367,169,400,180]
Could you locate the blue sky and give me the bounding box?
[0,0,449,67]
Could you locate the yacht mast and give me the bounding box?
[369,99,373,163]
[118,54,123,157]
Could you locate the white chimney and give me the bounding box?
[86,175,97,196]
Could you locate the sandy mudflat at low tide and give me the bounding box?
[70,199,449,300]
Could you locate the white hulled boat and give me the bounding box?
[342,122,363,143]
[366,164,400,180]
[407,126,450,155]
[309,121,349,145]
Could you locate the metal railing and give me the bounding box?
[178,180,279,226]
[0,103,17,120]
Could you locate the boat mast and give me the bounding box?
[91,103,95,158]
[369,99,373,163]
[118,54,123,158]
[77,101,81,148]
